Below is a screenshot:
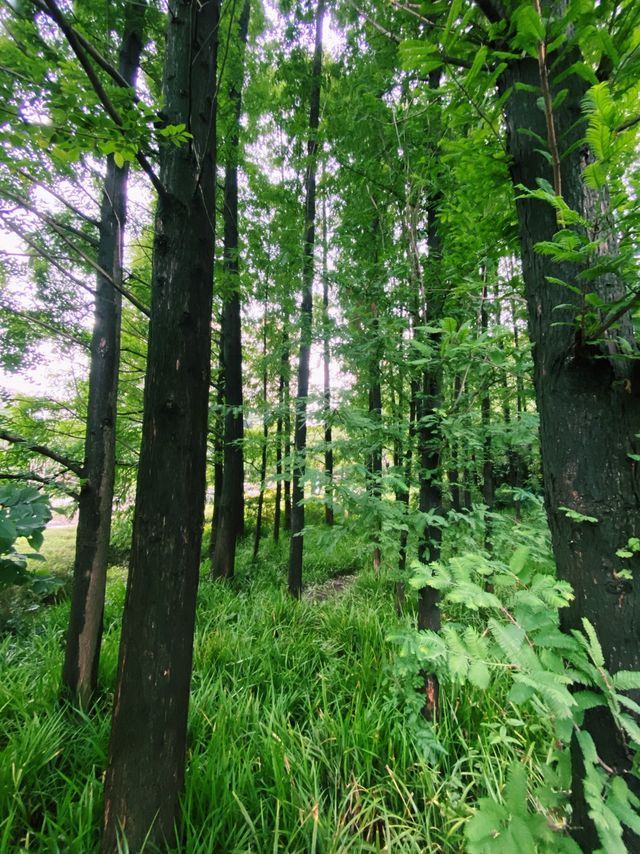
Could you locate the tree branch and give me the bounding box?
[0,301,90,351]
[0,214,151,318]
[0,470,81,500]
[1,188,100,248]
[37,0,165,198]
[0,428,85,476]
[19,171,100,227]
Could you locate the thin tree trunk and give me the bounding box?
[253,414,269,561]
[287,0,324,598]
[212,0,251,580]
[283,329,292,532]
[321,190,334,526]
[415,75,444,720]
[209,335,224,555]
[61,0,146,708]
[273,372,284,543]
[101,0,219,849]
[368,312,382,572]
[397,375,417,612]
[273,328,288,543]
[448,378,462,513]
[480,278,494,554]
[253,286,269,560]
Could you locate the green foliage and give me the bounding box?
[466,763,580,853]
[392,540,640,850]
[0,525,569,852]
[0,483,51,588]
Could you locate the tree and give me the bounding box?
[474,1,640,846]
[101,0,220,848]
[287,0,324,598]
[62,0,147,708]
[211,0,251,581]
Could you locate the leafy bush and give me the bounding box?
[390,545,640,851]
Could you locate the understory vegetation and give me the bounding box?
[2,505,564,853]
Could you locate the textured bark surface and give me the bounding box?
[211,0,250,579]
[322,195,334,527]
[501,50,640,851]
[101,0,219,850]
[287,0,324,597]
[62,1,146,708]
[368,312,382,572]
[253,295,269,560]
[273,345,286,543]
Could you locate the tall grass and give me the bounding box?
[1,514,556,852]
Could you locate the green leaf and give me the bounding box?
[558,506,599,524]
[613,671,640,691]
[581,618,605,667]
[509,545,529,575]
[468,659,491,689]
[489,619,526,662]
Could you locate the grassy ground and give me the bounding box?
[38,526,78,576]
[0,514,556,852]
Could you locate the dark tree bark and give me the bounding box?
[368,310,383,572]
[287,0,324,598]
[480,279,494,554]
[212,0,251,580]
[283,330,292,532]
[496,29,640,852]
[448,386,462,515]
[321,192,334,526]
[101,0,219,850]
[253,295,269,561]
[415,86,444,719]
[480,280,494,512]
[273,334,286,543]
[209,338,224,555]
[396,373,417,612]
[62,0,146,708]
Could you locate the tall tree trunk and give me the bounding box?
[212,0,251,579]
[281,328,292,532]
[480,280,494,511]
[480,279,494,553]
[61,0,146,708]
[101,1,219,849]
[253,287,269,560]
[368,311,382,572]
[448,376,462,513]
[397,374,417,612]
[287,0,324,598]
[253,414,269,561]
[321,191,334,526]
[209,337,224,555]
[273,329,287,543]
[415,80,444,719]
[498,36,640,852]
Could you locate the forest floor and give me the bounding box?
[1,506,559,852]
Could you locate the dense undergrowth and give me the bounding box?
[1,504,562,852]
